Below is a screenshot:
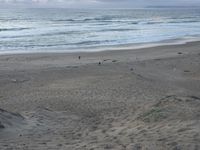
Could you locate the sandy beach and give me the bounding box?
[0,41,200,150]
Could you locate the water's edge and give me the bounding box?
[0,36,199,55]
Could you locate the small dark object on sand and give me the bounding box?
[78,56,81,60]
[103,59,110,62]
[178,52,183,55]
[0,122,5,128]
[189,96,200,100]
[98,62,101,65]
[112,60,117,63]
[130,68,134,71]
[184,70,190,73]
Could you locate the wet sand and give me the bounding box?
[0,41,200,150]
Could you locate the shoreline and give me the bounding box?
[0,40,199,71]
[0,36,200,56]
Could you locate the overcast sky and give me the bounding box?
[0,0,200,8]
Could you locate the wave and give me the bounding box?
[168,20,200,23]
[0,18,33,21]
[52,18,200,25]
[51,19,75,22]
[145,20,199,25]
[130,22,139,24]
[39,31,83,37]
[73,40,113,46]
[146,21,164,25]
[51,17,137,23]
[0,28,30,32]
[0,40,115,50]
[0,31,83,39]
[99,28,138,32]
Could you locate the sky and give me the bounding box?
[0,0,200,8]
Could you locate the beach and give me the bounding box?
[0,41,200,150]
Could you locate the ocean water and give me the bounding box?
[0,8,200,53]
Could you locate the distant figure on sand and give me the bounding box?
[78,56,81,60]
[98,62,101,65]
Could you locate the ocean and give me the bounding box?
[0,8,200,53]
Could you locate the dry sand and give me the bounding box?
[0,42,200,150]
